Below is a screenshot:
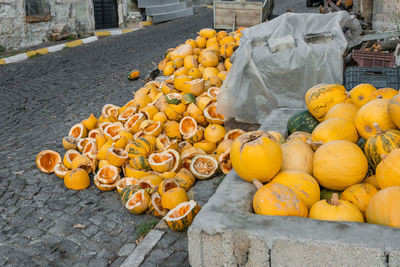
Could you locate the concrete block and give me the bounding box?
[138,0,180,8]
[145,2,187,16]
[271,240,386,267]
[151,8,194,24]
[389,250,400,267]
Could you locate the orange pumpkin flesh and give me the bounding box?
[36,150,61,173]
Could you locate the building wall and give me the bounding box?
[0,0,94,49]
[373,0,400,31]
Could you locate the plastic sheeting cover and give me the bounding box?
[217,11,361,124]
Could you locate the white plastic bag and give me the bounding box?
[217,11,361,124]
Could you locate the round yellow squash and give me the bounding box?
[367,87,398,102]
[253,181,308,217]
[376,149,400,189]
[324,103,359,122]
[305,84,349,122]
[349,83,376,107]
[270,171,320,209]
[354,98,396,140]
[311,118,358,145]
[309,193,364,222]
[340,183,377,216]
[366,186,400,227]
[280,141,314,175]
[362,175,380,190]
[161,187,189,210]
[388,93,400,129]
[313,140,368,190]
[230,131,282,183]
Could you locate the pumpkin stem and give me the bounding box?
[327,193,340,206]
[252,179,263,190]
[377,95,383,99]
[373,123,384,135]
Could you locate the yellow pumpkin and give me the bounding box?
[349,83,376,107]
[309,193,364,222]
[286,131,312,143]
[149,192,168,217]
[125,137,154,158]
[324,103,359,122]
[367,87,398,101]
[363,175,380,190]
[64,168,91,190]
[253,181,308,217]
[163,121,182,140]
[376,149,400,189]
[148,152,175,173]
[364,123,400,170]
[174,167,195,191]
[204,124,225,143]
[36,150,61,173]
[388,93,400,128]
[125,189,150,215]
[163,200,201,231]
[170,44,193,60]
[267,131,285,144]
[355,98,396,140]
[340,183,377,216]
[271,171,320,209]
[311,118,358,145]
[161,187,189,210]
[305,84,349,122]
[81,114,98,131]
[231,131,282,183]
[280,141,314,175]
[199,28,217,39]
[313,140,368,190]
[366,186,400,227]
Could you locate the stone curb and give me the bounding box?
[0,29,138,65]
[121,229,165,267]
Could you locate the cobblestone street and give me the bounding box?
[0,2,317,266]
[0,8,213,266]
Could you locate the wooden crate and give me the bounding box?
[213,0,273,30]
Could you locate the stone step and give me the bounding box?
[145,2,187,16]
[138,0,180,8]
[151,7,194,24]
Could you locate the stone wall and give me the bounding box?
[0,0,94,49]
[372,0,400,31]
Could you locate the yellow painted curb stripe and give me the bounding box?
[25,51,37,58]
[122,29,134,34]
[0,58,5,65]
[96,31,111,37]
[65,40,83,48]
[141,21,153,26]
[36,48,49,55]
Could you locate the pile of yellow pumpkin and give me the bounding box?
[232,83,400,228]
[35,28,245,232]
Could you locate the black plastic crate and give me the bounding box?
[344,67,400,90]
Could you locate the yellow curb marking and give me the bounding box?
[0,58,5,65]
[141,21,153,26]
[122,29,134,33]
[65,40,83,48]
[95,31,111,37]
[25,51,37,58]
[36,48,49,55]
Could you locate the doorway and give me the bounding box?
[93,0,119,30]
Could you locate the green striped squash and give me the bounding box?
[364,123,400,170]
[126,137,154,158]
[129,155,150,170]
[287,110,319,134]
[120,185,140,205]
[163,200,201,232]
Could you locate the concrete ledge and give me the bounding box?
[188,108,400,266]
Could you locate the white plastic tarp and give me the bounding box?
[217,11,361,124]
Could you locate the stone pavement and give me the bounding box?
[0,7,213,267]
[0,1,318,266]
